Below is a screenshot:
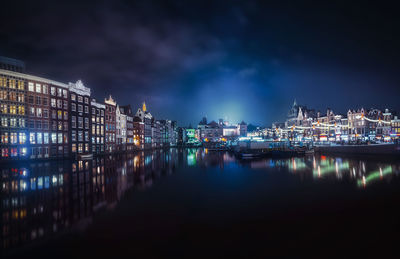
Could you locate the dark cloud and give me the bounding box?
[1,0,400,126]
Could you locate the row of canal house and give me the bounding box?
[0,58,178,161]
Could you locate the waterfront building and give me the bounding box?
[104,95,116,153]
[69,80,91,156]
[48,80,69,158]
[0,69,28,159]
[133,116,144,149]
[116,105,127,152]
[135,102,153,149]
[120,105,134,151]
[91,99,105,155]
[391,116,400,138]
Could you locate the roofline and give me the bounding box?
[0,69,68,88]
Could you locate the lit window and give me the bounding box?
[36,133,42,144]
[19,133,26,144]
[28,82,34,91]
[35,84,41,93]
[29,133,36,144]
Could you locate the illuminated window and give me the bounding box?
[10,133,17,144]
[78,131,83,141]
[51,133,57,143]
[58,133,63,144]
[43,133,49,144]
[18,106,25,115]
[36,108,42,117]
[19,133,26,144]
[9,79,16,89]
[37,133,42,144]
[0,90,7,100]
[1,132,8,143]
[10,118,16,127]
[63,100,68,110]
[1,104,8,114]
[72,144,76,153]
[64,111,68,120]
[62,89,67,98]
[9,105,16,114]
[57,110,62,119]
[35,84,41,93]
[1,148,8,157]
[42,85,48,94]
[18,80,24,90]
[9,92,17,101]
[20,147,27,156]
[63,134,68,144]
[29,133,35,144]
[51,98,56,107]
[0,77,6,87]
[72,131,76,141]
[19,118,25,128]
[78,143,83,153]
[51,87,56,96]
[71,94,76,101]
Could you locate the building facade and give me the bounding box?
[69,80,91,156]
[91,99,105,155]
[104,95,116,153]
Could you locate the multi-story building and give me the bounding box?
[104,95,116,153]
[120,105,134,151]
[135,102,153,149]
[133,116,144,150]
[91,99,105,155]
[69,80,91,157]
[49,82,69,158]
[391,116,400,139]
[0,69,27,159]
[116,105,127,152]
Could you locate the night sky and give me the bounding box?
[1,0,400,126]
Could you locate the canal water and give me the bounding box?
[2,148,400,257]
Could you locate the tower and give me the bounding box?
[142,101,147,112]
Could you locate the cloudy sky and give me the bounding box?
[1,0,400,126]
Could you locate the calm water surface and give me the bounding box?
[2,148,400,257]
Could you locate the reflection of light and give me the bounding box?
[187,153,196,166]
[357,166,392,187]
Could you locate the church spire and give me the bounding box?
[293,98,297,107]
[142,101,147,112]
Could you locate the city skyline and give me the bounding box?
[1,1,400,126]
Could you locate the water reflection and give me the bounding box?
[239,154,400,188]
[1,149,178,254]
[2,148,400,254]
